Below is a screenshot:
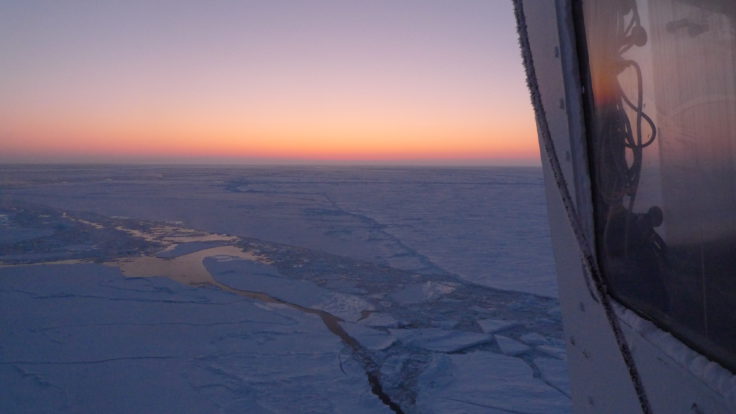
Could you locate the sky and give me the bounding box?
[0,0,537,165]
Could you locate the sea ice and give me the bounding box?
[390,328,493,353]
[0,166,569,413]
[360,312,399,328]
[534,357,571,397]
[389,281,457,304]
[477,318,521,334]
[208,258,374,322]
[415,351,570,413]
[495,335,530,356]
[0,264,391,414]
[341,322,397,351]
[521,332,551,346]
[538,344,567,360]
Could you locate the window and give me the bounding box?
[581,0,736,370]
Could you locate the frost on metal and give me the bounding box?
[614,302,736,408]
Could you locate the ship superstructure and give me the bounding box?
[517,1,736,412]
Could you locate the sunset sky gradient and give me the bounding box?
[0,0,537,165]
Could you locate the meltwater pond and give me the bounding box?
[0,166,568,413]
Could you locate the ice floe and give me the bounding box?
[390,328,493,353]
[495,335,530,356]
[416,351,570,413]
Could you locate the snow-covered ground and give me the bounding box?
[0,165,568,413]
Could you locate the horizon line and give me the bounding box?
[0,159,542,168]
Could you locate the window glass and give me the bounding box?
[582,0,736,370]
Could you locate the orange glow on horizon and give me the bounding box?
[0,1,538,165]
[3,104,538,163]
[3,127,538,162]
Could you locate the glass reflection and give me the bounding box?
[583,0,736,370]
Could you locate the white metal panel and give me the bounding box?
[521,1,643,411]
[520,0,736,412]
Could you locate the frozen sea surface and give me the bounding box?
[2,165,556,296]
[0,165,568,413]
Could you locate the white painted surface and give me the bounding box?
[524,0,736,412]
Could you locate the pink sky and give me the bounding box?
[0,0,537,165]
